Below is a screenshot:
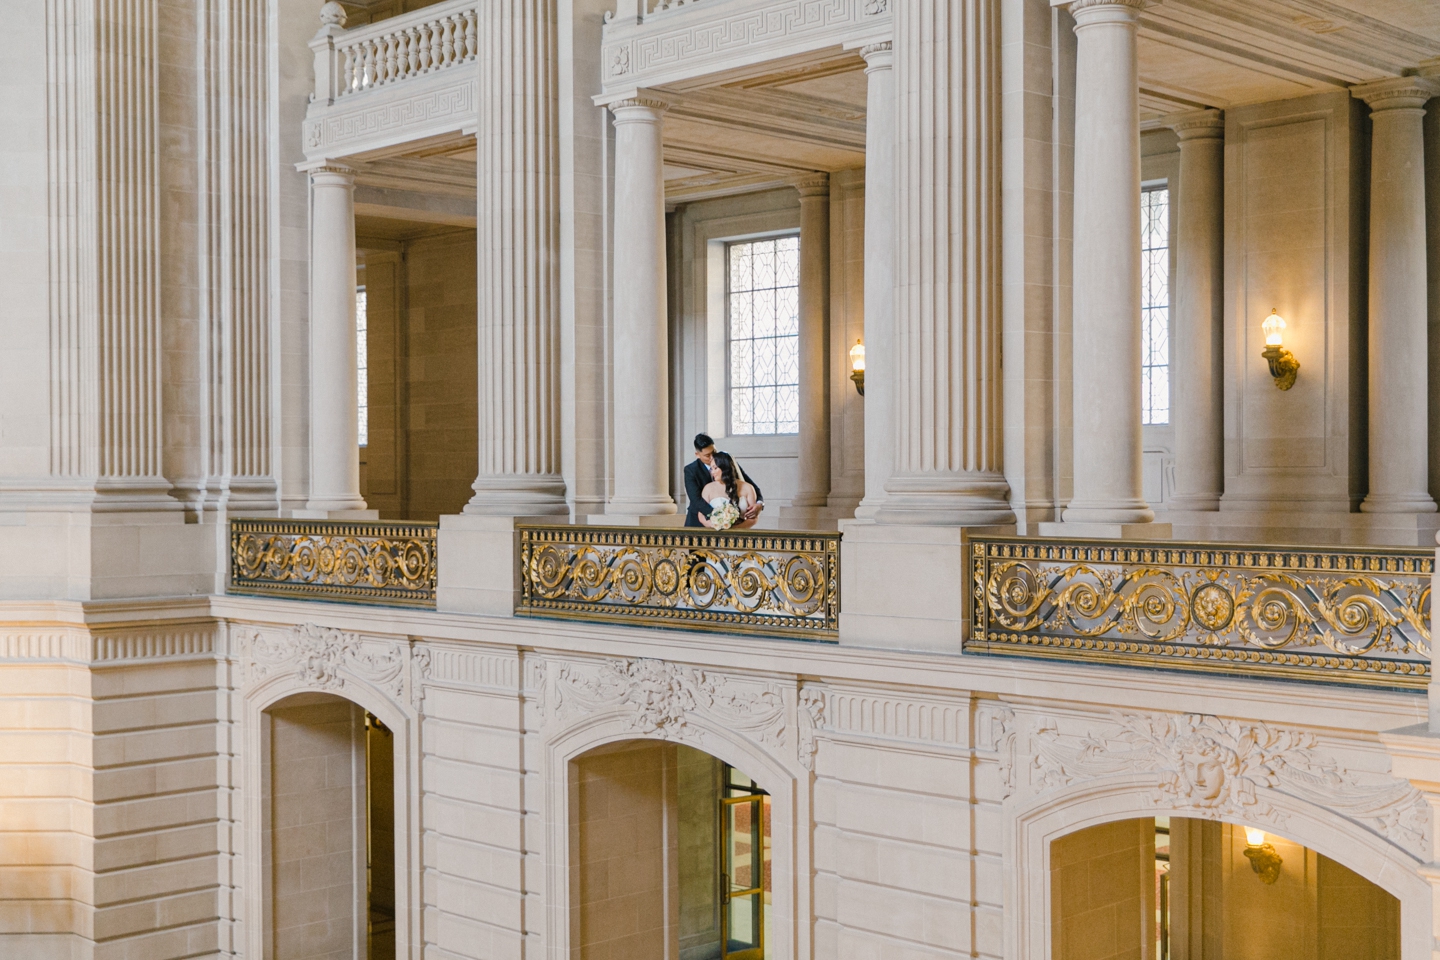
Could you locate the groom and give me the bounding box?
[683,433,765,527]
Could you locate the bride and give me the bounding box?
[697,451,759,530]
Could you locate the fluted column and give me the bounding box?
[305,164,367,513]
[1355,78,1439,514]
[606,96,675,516]
[792,174,831,508]
[466,0,567,515]
[876,0,1013,526]
[856,41,895,519]
[1165,109,1225,511]
[1060,0,1153,525]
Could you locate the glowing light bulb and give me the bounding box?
[1262,309,1286,348]
[1244,826,1267,847]
[849,339,866,373]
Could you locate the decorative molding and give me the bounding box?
[975,701,1018,798]
[238,622,408,701]
[230,518,437,607]
[824,689,968,748]
[420,646,520,693]
[92,628,216,662]
[1350,77,1440,111]
[798,686,826,771]
[550,657,786,749]
[304,76,476,161]
[600,0,891,95]
[1023,712,1430,858]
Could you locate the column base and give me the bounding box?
[583,514,684,528]
[1061,501,1156,525]
[464,475,569,517]
[1037,521,1172,540]
[1165,493,1221,512]
[292,508,379,520]
[1360,493,1438,514]
[604,496,677,518]
[874,474,1016,526]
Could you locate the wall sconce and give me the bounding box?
[1261,309,1299,391]
[1243,827,1282,884]
[849,339,865,397]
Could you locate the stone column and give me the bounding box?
[855,41,895,519]
[304,164,368,514]
[1165,109,1225,512]
[876,0,1014,526]
[792,174,831,508]
[1058,0,1154,528]
[1355,78,1439,514]
[465,0,568,516]
[607,96,676,516]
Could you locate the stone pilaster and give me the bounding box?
[466,0,568,515]
[1164,109,1225,512]
[855,41,895,519]
[876,3,1014,526]
[792,174,832,508]
[1057,0,1155,528]
[1354,77,1439,514]
[606,96,676,516]
[303,164,368,515]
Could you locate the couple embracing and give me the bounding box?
[683,433,765,531]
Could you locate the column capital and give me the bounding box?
[594,89,669,116]
[1162,108,1224,141]
[860,41,892,71]
[1350,76,1440,112]
[790,172,830,199]
[297,160,356,183]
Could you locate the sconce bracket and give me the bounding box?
[850,369,865,397]
[1244,842,1283,884]
[1262,345,1299,391]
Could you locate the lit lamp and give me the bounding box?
[1242,826,1282,884]
[849,339,866,397]
[1261,309,1299,390]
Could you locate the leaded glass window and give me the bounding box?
[356,286,368,447]
[1141,186,1170,426]
[728,237,800,435]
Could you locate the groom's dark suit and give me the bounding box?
[683,458,764,527]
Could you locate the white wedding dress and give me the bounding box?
[709,494,752,513]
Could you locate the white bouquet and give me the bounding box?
[708,500,741,531]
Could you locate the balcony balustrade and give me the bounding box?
[516,524,841,640]
[230,518,438,607]
[966,535,1432,690]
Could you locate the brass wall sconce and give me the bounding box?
[849,339,865,397]
[1243,827,1282,884]
[1261,309,1299,390]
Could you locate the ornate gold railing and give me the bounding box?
[966,536,1432,689]
[517,525,840,640]
[229,519,437,607]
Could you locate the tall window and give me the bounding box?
[1141,185,1170,425]
[728,237,800,435]
[356,286,368,447]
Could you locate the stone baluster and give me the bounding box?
[605,95,676,517]
[855,41,895,519]
[1354,77,1440,514]
[1055,0,1158,533]
[465,0,568,515]
[303,164,369,515]
[792,174,832,509]
[1164,109,1225,511]
[876,0,1013,525]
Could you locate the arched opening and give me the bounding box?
[570,740,772,960]
[263,692,397,960]
[1050,817,1400,960]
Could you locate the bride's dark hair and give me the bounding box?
[712,451,741,507]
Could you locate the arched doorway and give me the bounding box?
[570,740,772,959]
[1050,817,1400,960]
[264,692,397,960]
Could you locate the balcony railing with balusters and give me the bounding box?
[229,518,438,608]
[332,4,478,98]
[965,535,1433,690]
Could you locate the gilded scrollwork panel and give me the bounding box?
[229,518,437,607]
[965,537,1431,688]
[517,525,839,639]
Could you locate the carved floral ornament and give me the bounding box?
[982,707,1431,860]
[548,656,789,753]
[237,622,415,706]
